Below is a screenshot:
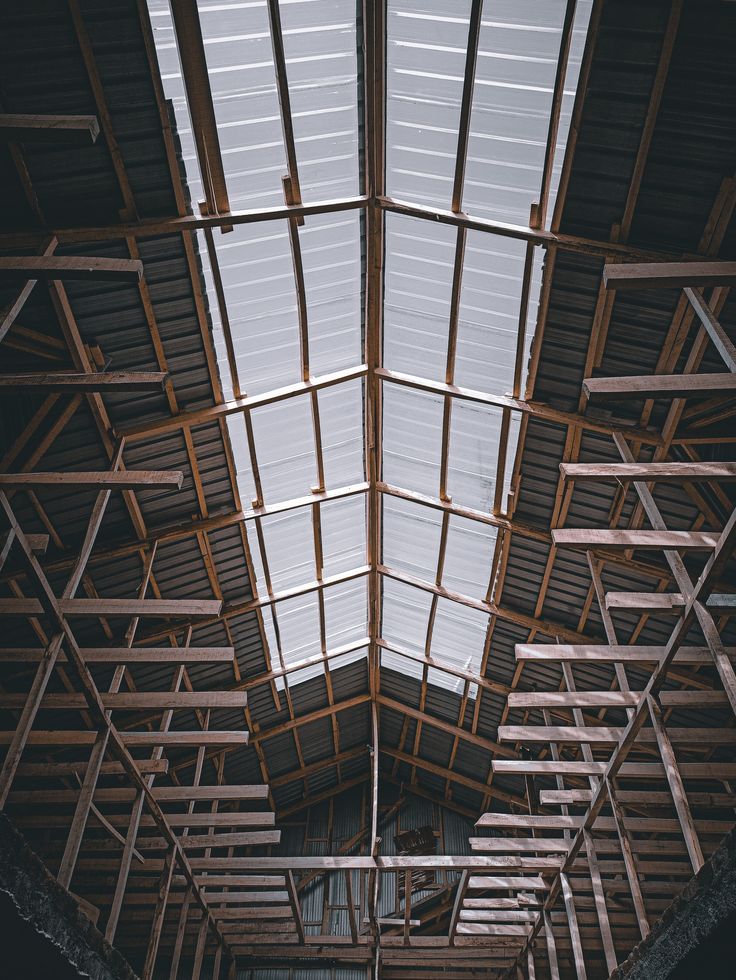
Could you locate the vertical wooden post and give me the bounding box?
[583,829,617,974]
[560,872,587,980]
[543,908,561,980]
[168,884,192,980]
[647,694,704,873]
[606,777,649,939]
[142,847,176,980]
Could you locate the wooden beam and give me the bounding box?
[0,471,183,490]
[0,256,142,282]
[377,368,661,445]
[0,731,248,747]
[118,364,368,442]
[612,593,736,614]
[0,691,249,710]
[583,374,736,400]
[514,643,734,663]
[0,598,223,617]
[0,113,99,143]
[603,261,736,291]
[507,690,727,709]
[496,725,736,745]
[492,760,736,779]
[168,0,230,220]
[647,695,704,874]
[561,461,736,482]
[552,529,719,550]
[0,646,235,663]
[0,371,168,391]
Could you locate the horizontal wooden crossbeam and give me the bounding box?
[0,471,183,490]
[0,646,236,663]
[507,690,728,709]
[514,643,734,663]
[0,372,168,390]
[0,730,248,747]
[0,598,223,617]
[552,529,720,550]
[0,691,248,710]
[605,592,734,612]
[603,261,736,290]
[497,725,736,745]
[561,461,736,482]
[0,113,99,143]
[0,256,142,282]
[492,760,736,778]
[582,373,736,399]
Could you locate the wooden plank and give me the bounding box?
[0,471,183,490]
[583,830,617,975]
[0,646,236,663]
[552,528,719,550]
[0,691,249,710]
[497,725,736,745]
[0,731,249,747]
[468,877,548,891]
[606,592,735,613]
[561,461,736,481]
[0,256,142,282]
[538,789,736,807]
[514,643,731,663]
[560,873,587,980]
[468,839,569,854]
[15,760,168,777]
[606,780,649,940]
[169,0,230,219]
[603,261,736,291]
[582,375,736,400]
[493,760,736,778]
[647,695,704,874]
[0,371,168,390]
[0,598,223,617]
[507,690,727,709]
[0,113,99,143]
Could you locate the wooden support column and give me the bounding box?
[142,848,176,980]
[647,694,704,873]
[543,908,560,980]
[583,829,617,974]
[606,777,649,939]
[560,872,587,980]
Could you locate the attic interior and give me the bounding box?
[1,0,736,978]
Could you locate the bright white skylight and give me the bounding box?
[148,0,592,698]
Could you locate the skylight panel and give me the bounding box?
[383,213,457,381]
[298,211,362,376]
[248,395,319,501]
[382,496,442,582]
[382,383,443,496]
[387,0,473,207]
[145,0,594,710]
[278,0,360,199]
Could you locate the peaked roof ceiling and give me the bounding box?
[1,0,734,820]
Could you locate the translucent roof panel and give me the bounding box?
[147,0,592,705]
[148,0,288,209]
[386,1,472,207]
[383,213,456,382]
[278,0,360,199]
[298,211,362,377]
[463,0,593,223]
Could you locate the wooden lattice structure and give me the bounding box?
[0,1,735,978]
